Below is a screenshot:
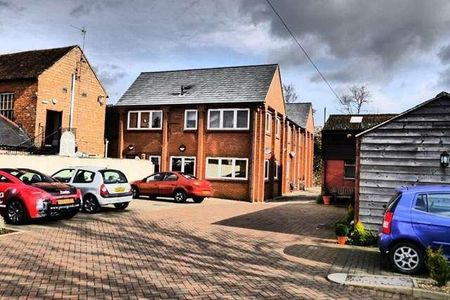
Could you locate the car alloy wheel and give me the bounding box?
[174,190,187,203]
[131,186,139,199]
[390,242,423,274]
[6,199,27,225]
[83,195,99,213]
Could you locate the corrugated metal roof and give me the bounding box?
[286,102,312,128]
[0,115,33,148]
[0,46,77,81]
[115,64,278,106]
[323,114,396,131]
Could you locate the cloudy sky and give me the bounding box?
[1,0,450,125]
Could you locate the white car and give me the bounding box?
[52,166,133,213]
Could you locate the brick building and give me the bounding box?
[0,45,108,155]
[321,114,394,200]
[109,64,314,202]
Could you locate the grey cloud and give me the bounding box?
[70,0,122,17]
[0,0,24,11]
[310,68,358,84]
[240,0,450,68]
[95,64,127,86]
[438,45,450,64]
[437,67,450,87]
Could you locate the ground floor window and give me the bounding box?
[274,162,279,180]
[264,160,269,180]
[149,155,161,173]
[0,93,14,120]
[206,157,248,180]
[344,160,356,179]
[170,156,196,175]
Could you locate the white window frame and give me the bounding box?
[266,112,272,134]
[264,160,270,181]
[276,117,281,138]
[0,93,14,120]
[205,157,249,180]
[127,110,163,130]
[184,109,198,130]
[170,156,196,175]
[207,108,250,130]
[149,155,161,173]
[274,161,279,180]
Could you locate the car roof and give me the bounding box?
[396,185,450,193]
[59,166,112,172]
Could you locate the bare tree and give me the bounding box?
[283,83,298,103]
[339,85,371,114]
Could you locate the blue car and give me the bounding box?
[379,185,450,274]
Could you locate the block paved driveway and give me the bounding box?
[0,198,408,299]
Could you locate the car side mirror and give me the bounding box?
[382,204,387,209]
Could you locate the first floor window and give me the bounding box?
[149,155,161,173]
[184,109,198,130]
[276,118,281,137]
[207,109,249,130]
[266,112,272,134]
[206,157,248,180]
[170,156,196,175]
[128,110,162,130]
[0,93,14,120]
[344,160,356,179]
[264,160,270,180]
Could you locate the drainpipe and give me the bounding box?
[104,138,109,158]
[69,73,76,131]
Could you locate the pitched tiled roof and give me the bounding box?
[0,115,33,148]
[286,102,312,128]
[116,64,278,106]
[323,114,396,131]
[0,46,77,81]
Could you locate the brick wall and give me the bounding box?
[36,47,107,155]
[0,79,37,138]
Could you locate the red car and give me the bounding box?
[131,172,213,203]
[0,168,82,225]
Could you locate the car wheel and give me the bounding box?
[131,186,139,199]
[193,197,205,203]
[390,242,424,274]
[114,202,129,210]
[5,199,28,225]
[83,195,100,213]
[174,190,187,203]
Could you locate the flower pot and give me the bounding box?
[337,236,347,245]
[322,195,331,205]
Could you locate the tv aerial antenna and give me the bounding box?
[70,25,86,51]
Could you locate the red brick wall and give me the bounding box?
[36,47,107,155]
[0,80,37,138]
[324,160,355,191]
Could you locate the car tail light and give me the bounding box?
[100,184,109,197]
[382,211,394,234]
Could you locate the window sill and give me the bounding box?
[344,178,355,180]
[206,178,248,182]
[127,128,162,131]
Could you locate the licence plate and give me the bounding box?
[114,186,126,193]
[58,198,74,205]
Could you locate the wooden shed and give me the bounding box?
[355,92,450,230]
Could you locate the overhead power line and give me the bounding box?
[264,0,342,102]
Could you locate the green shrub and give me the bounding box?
[348,221,377,246]
[335,223,349,236]
[426,247,450,287]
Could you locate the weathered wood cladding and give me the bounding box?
[358,97,450,231]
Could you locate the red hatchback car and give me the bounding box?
[131,172,213,203]
[0,169,82,225]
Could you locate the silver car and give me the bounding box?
[52,166,133,213]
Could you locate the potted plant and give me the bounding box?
[335,223,349,245]
[322,195,331,205]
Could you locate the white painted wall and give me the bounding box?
[0,154,154,182]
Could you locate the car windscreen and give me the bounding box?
[181,173,198,180]
[100,170,128,184]
[386,192,402,212]
[7,169,56,185]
